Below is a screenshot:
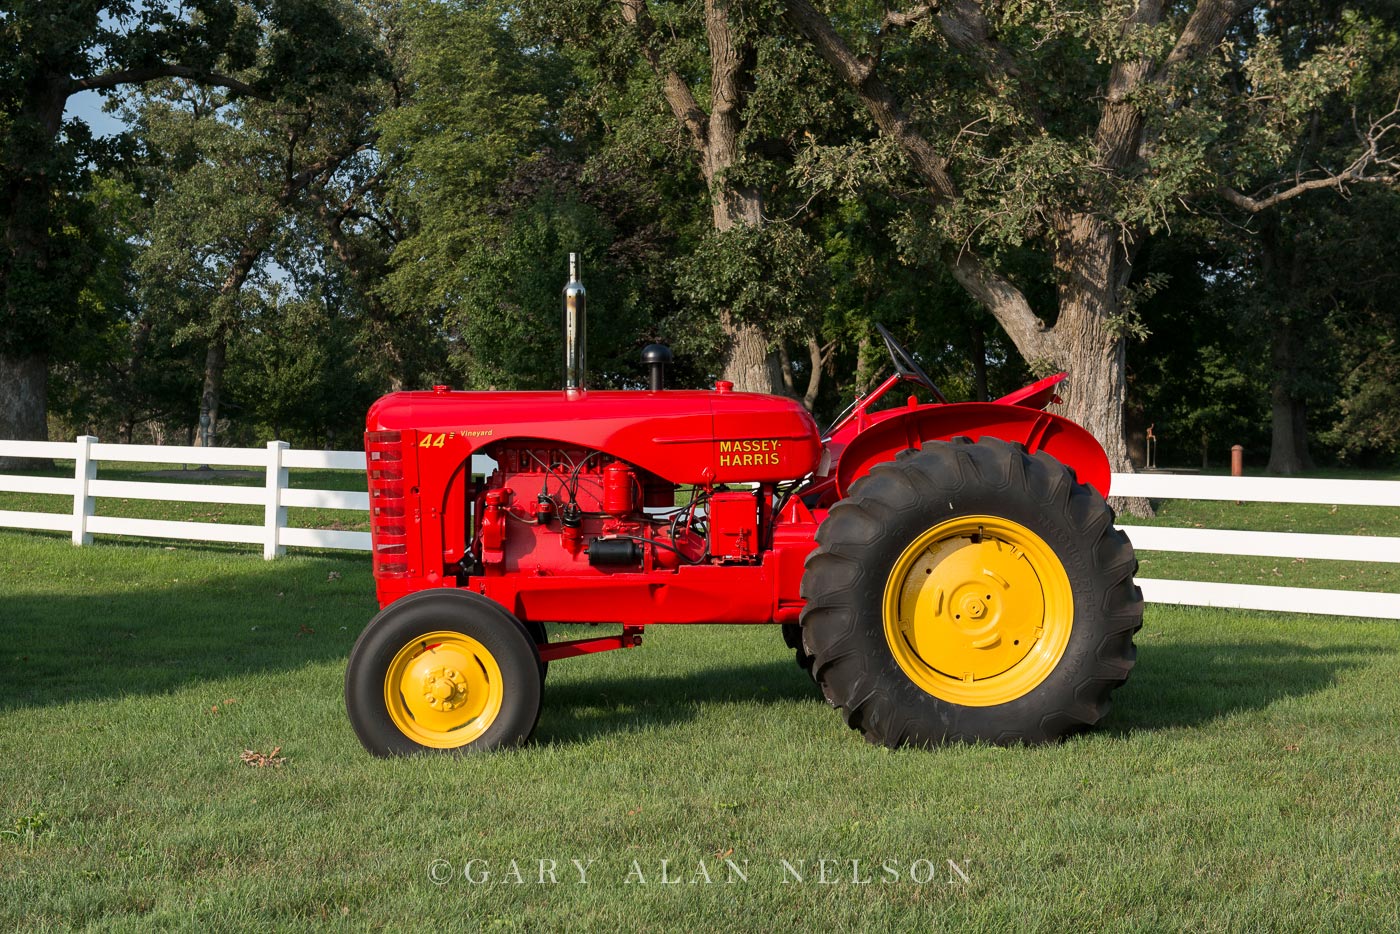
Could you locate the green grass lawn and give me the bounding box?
[2,514,1399,931]
[1,465,1397,929]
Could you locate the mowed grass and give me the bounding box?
[2,521,1399,931]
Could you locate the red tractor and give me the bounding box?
[346,257,1141,755]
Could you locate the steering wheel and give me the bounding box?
[876,322,948,404]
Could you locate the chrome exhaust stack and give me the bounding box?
[563,253,586,393]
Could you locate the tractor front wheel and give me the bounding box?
[345,590,542,756]
[799,437,1141,747]
[525,620,549,683]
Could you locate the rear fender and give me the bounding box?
[833,402,1111,499]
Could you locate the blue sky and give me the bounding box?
[66,89,130,138]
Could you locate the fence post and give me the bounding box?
[264,440,289,559]
[71,436,97,546]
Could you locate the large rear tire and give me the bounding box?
[781,623,816,680]
[799,437,1141,747]
[346,590,542,756]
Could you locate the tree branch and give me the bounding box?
[704,0,748,178]
[1090,0,1165,171]
[944,249,1055,362]
[884,4,935,30]
[1219,103,1400,212]
[783,0,960,201]
[783,0,1055,358]
[619,0,709,154]
[70,65,264,99]
[1164,0,1257,71]
[282,141,374,202]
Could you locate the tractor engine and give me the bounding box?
[475,444,753,575]
[363,382,821,607]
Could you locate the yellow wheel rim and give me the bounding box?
[383,631,505,748]
[882,515,1073,706]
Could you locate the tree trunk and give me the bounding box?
[802,334,828,410]
[1048,215,1152,516]
[1053,298,1135,473]
[968,317,987,402]
[0,352,50,468]
[1258,219,1315,477]
[1266,317,1313,475]
[620,0,786,396]
[315,199,406,391]
[194,236,266,446]
[197,335,227,448]
[1292,401,1314,471]
[708,178,783,394]
[0,80,67,468]
[718,310,785,392]
[854,331,880,395]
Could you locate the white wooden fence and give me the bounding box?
[0,437,380,559]
[1111,473,1400,620]
[1,438,1398,619]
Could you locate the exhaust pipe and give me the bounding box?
[563,253,586,393]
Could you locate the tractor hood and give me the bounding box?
[366,387,822,485]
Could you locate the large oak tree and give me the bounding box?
[781,0,1399,502]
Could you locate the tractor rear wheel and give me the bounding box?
[345,590,542,756]
[799,437,1141,747]
[781,623,816,680]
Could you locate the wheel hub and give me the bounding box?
[424,667,469,711]
[384,632,504,744]
[884,516,1073,705]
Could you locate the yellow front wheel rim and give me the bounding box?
[883,515,1074,706]
[384,631,505,748]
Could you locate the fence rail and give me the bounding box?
[1,439,1397,619]
[1108,472,1400,619]
[0,436,377,559]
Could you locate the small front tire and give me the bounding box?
[345,590,543,756]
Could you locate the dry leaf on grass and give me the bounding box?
[240,746,287,768]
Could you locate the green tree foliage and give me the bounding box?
[222,280,381,446]
[778,0,1400,498]
[1131,1,1400,472]
[1130,231,1270,468]
[2,1,254,453]
[377,0,564,389]
[0,0,382,451]
[6,0,1399,467]
[518,0,864,397]
[48,177,205,442]
[377,0,685,391]
[118,0,391,444]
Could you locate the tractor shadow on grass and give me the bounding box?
[536,637,1382,745]
[1102,638,1383,735]
[0,538,372,711]
[534,660,821,745]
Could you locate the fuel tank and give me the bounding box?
[366,387,822,485]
